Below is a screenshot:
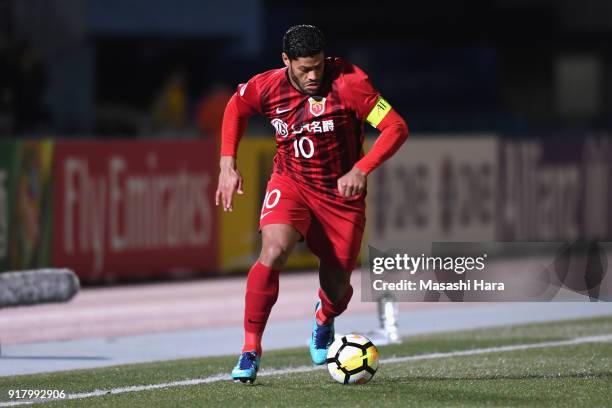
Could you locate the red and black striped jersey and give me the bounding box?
[233,57,381,200]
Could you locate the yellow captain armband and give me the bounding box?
[366,96,392,128]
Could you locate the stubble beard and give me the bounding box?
[289,69,317,95]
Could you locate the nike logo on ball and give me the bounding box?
[276,107,291,114]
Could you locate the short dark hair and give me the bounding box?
[282,25,325,60]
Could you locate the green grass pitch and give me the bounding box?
[1,316,611,407]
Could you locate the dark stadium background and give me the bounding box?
[0,0,610,284]
[2,0,611,137]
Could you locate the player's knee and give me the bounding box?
[260,243,291,269]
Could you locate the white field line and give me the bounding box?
[1,333,611,407]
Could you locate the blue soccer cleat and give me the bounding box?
[309,300,335,365]
[231,350,260,384]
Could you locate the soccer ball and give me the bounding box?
[326,333,379,384]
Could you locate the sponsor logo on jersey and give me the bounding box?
[271,118,289,137]
[239,82,248,96]
[260,210,273,220]
[292,119,335,134]
[308,97,326,117]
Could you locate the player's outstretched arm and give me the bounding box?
[215,93,251,211]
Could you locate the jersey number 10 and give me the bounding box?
[293,136,314,158]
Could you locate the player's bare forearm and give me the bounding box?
[337,166,366,197]
[215,155,244,212]
[219,155,236,170]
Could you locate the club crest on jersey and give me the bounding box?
[308,97,326,117]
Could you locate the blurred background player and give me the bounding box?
[215,24,408,383]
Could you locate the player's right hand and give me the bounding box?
[215,156,244,211]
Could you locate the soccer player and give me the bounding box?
[215,25,409,383]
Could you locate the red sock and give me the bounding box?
[316,286,353,325]
[242,261,280,356]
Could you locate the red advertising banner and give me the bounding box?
[52,139,218,283]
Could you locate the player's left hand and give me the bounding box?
[337,167,366,197]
